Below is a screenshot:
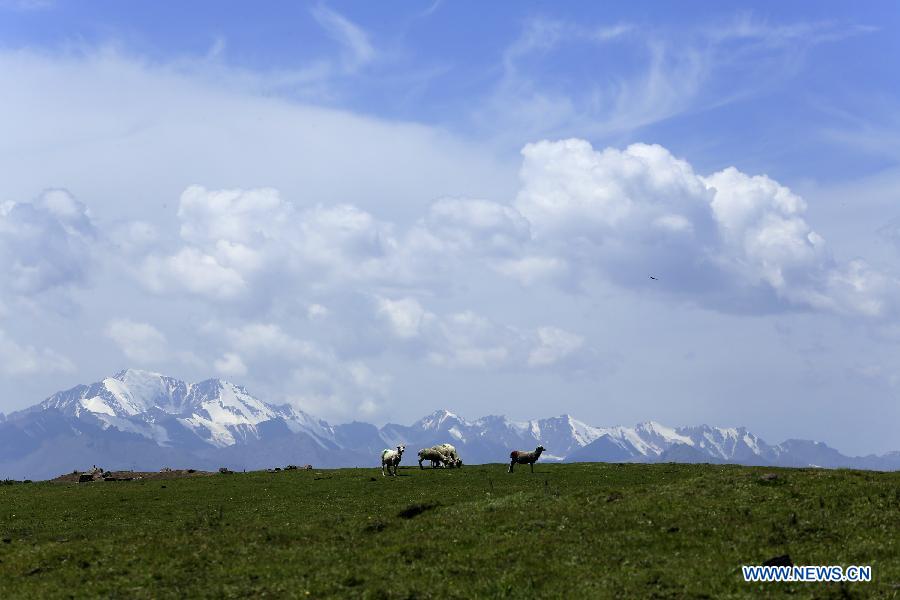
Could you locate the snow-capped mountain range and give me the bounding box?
[1,369,898,480]
[37,369,335,449]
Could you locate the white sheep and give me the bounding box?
[435,443,462,468]
[417,447,447,469]
[381,445,406,476]
[508,445,545,473]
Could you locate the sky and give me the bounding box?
[2,1,900,455]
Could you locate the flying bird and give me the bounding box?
[649,275,658,280]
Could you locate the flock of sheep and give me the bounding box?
[380,444,546,476]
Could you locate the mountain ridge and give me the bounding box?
[2,369,898,479]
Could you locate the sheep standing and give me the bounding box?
[417,447,447,469]
[436,443,462,468]
[508,445,545,473]
[381,445,406,476]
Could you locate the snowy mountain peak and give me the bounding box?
[30,370,339,451]
[8,371,899,479]
[415,408,464,430]
[112,368,164,381]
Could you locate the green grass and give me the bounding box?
[1,463,899,598]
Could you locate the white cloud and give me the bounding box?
[515,139,899,316]
[0,47,514,225]
[492,255,569,286]
[423,198,531,256]
[307,303,330,321]
[310,4,376,71]
[214,352,247,377]
[105,319,168,363]
[517,140,714,241]
[425,310,515,369]
[141,185,399,301]
[177,185,289,247]
[376,297,431,339]
[482,15,874,143]
[110,220,158,255]
[286,363,385,420]
[202,320,392,420]
[141,247,247,300]
[528,327,585,367]
[0,188,96,298]
[222,322,328,362]
[0,329,75,375]
[375,296,589,370]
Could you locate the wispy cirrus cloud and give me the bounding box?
[479,14,876,144]
[310,4,376,72]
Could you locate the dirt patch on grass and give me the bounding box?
[51,469,215,483]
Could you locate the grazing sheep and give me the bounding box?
[417,447,448,469]
[435,443,462,468]
[508,445,546,473]
[381,445,406,476]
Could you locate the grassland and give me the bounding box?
[1,463,898,598]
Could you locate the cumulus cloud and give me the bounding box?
[214,352,247,377]
[141,247,247,299]
[0,329,75,375]
[424,310,516,369]
[375,296,589,370]
[221,322,329,362]
[140,185,398,301]
[422,197,532,257]
[492,255,569,286]
[0,188,96,298]
[528,327,586,367]
[121,137,898,395]
[121,141,898,320]
[515,139,899,316]
[516,140,718,285]
[287,361,388,420]
[204,320,392,420]
[110,220,158,255]
[105,319,168,363]
[376,297,432,339]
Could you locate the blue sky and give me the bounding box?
[2,2,900,455]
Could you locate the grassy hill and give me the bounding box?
[1,463,898,598]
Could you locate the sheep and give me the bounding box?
[435,443,462,468]
[381,445,406,476]
[417,447,448,469]
[508,445,546,473]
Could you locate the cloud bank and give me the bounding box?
[514,139,898,316]
[3,127,895,425]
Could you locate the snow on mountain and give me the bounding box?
[377,410,779,465]
[414,409,463,431]
[373,409,802,466]
[35,369,334,449]
[3,371,899,479]
[40,369,188,418]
